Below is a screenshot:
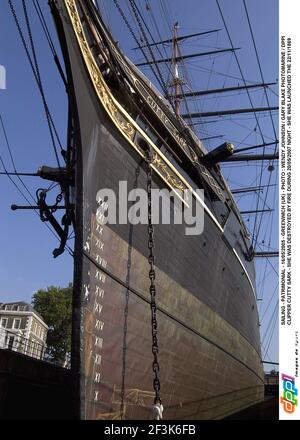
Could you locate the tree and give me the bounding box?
[32,284,72,363]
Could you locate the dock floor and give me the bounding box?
[224,396,279,420]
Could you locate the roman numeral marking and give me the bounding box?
[96,224,103,235]
[95,354,102,365]
[95,239,104,251]
[95,286,105,298]
[94,302,103,315]
[95,320,104,331]
[95,254,107,268]
[95,372,101,383]
[84,284,90,300]
[95,336,103,349]
[95,270,106,283]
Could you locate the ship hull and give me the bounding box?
[57,0,264,419]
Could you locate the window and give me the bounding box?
[30,339,35,357]
[5,335,15,350]
[13,305,19,311]
[33,321,37,334]
[31,339,41,359]
[1,318,8,328]
[14,318,21,329]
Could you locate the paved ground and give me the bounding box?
[224,395,279,420]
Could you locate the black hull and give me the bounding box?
[56,0,264,419]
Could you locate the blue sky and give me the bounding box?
[0,0,71,302]
[0,0,278,366]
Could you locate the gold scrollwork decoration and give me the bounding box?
[64,0,191,196]
[152,154,186,193]
[65,0,135,141]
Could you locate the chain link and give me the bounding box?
[51,192,63,213]
[146,149,162,408]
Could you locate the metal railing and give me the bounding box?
[0,328,70,369]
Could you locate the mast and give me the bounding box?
[172,23,181,116]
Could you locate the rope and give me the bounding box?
[33,0,68,87]
[112,0,168,100]
[0,113,35,203]
[8,0,63,167]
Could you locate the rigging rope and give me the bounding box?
[216,0,277,250]
[261,299,278,359]
[8,0,63,168]
[261,299,279,345]
[112,0,169,98]
[0,149,74,257]
[0,152,34,207]
[243,0,278,143]
[32,0,68,87]
[260,282,279,323]
[263,313,278,360]
[129,0,174,90]
[0,114,36,204]
[216,0,278,253]
[3,1,75,255]
[21,0,63,162]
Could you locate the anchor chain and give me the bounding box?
[146,149,163,420]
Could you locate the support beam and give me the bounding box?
[189,120,219,126]
[136,48,240,67]
[171,82,277,99]
[231,184,277,194]
[223,153,279,162]
[234,141,279,153]
[11,205,65,211]
[255,251,279,258]
[232,187,263,194]
[241,209,274,215]
[200,135,224,141]
[0,172,38,177]
[181,106,279,119]
[132,29,221,50]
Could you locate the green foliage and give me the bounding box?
[32,284,72,362]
